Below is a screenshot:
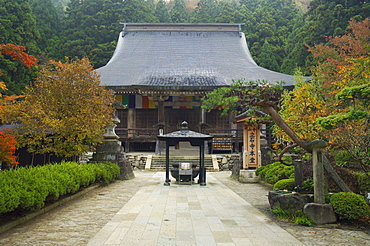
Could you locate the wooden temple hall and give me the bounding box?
[97,23,296,155]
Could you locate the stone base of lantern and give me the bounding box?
[92,139,135,180]
[239,170,260,183]
[93,139,122,163]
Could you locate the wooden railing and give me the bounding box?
[115,127,273,152]
[116,128,158,139]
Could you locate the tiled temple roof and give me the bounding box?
[97,23,297,89]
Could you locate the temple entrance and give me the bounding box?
[166,108,200,132]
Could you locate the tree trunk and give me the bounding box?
[261,105,352,192]
[261,105,311,152]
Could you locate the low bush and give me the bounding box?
[330,192,370,220]
[255,162,294,184]
[357,173,370,195]
[0,162,120,214]
[273,178,295,191]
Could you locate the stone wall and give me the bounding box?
[126,154,147,169]
[125,153,241,171]
[214,154,240,171]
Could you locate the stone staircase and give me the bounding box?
[147,155,217,172]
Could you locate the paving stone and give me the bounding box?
[0,170,369,246]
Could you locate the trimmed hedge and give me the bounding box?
[255,162,294,184]
[0,162,120,214]
[329,192,370,220]
[273,178,295,191]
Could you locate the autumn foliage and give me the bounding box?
[0,43,38,166]
[0,131,18,166]
[276,18,369,170]
[0,43,38,107]
[0,43,38,71]
[4,58,115,158]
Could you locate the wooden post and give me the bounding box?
[313,148,325,204]
[127,108,135,138]
[158,100,164,124]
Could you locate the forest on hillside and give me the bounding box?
[0,0,369,95]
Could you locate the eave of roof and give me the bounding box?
[97,23,298,89]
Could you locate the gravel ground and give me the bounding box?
[211,171,370,246]
[0,170,369,246]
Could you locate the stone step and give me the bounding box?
[149,156,216,171]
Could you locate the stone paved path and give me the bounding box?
[0,171,369,245]
[87,172,302,245]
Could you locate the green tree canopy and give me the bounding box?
[282,0,370,75]
[0,0,40,95]
[60,0,158,68]
[155,0,171,22]
[258,40,279,71]
[239,0,299,73]
[29,0,62,62]
[170,0,189,23]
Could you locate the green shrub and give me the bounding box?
[302,179,314,193]
[0,162,120,214]
[91,162,120,184]
[357,173,370,195]
[0,169,21,213]
[256,162,294,184]
[281,166,294,179]
[281,154,292,165]
[330,192,370,220]
[16,167,49,210]
[273,178,295,191]
[256,162,283,179]
[255,165,267,177]
[331,149,354,167]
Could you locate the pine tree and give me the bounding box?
[29,0,62,62]
[258,40,279,71]
[155,0,171,23]
[170,0,189,23]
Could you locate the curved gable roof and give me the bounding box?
[97,23,296,89]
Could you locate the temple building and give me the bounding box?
[97,23,296,153]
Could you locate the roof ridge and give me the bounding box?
[120,23,244,32]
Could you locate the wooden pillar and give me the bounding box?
[127,108,136,140]
[230,112,238,153]
[156,100,165,155]
[201,108,206,124]
[158,100,164,124]
[256,126,261,168]
[243,125,248,169]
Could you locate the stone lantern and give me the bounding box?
[92,115,122,163]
